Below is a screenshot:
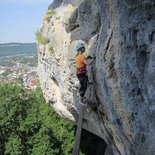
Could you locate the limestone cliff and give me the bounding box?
[37,0,155,154]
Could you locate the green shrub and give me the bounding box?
[49,46,54,55]
[41,36,50,45]
[47,10,56,15]
[40,27,43,33]
[45,16,51,23]
[51,22,54,26]
[56,16,61,20]
[5,135,23,155]
[35,31,42,43]
[71,67,77,73]
[44,10,56,23]
[35,31,50,45]
[2,69,12,77]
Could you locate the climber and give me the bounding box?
[75,43,94,105]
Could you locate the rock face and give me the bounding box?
[38,0,155,154]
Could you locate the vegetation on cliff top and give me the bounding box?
[44,10,57,23]
[35,31,50,45]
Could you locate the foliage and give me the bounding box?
[19,54,38,66]
[49,46,54,55]
[0,58,15,66]
[5,134,23,155]
[35,31,50,45]
[56,16,61,20]
[47,10,56,15]
[71,66,77,74]
[45,16,51,23]
[40,27,43,33]
[44,10,56,23]
[2,69,13,77]
[0,55,37,68]
[51,22,54,26]
[0,83,74,155]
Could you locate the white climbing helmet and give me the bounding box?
[76,43,85,51]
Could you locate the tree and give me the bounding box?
[0,83,74,155]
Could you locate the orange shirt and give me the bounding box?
[75,54,86,68]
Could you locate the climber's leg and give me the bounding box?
[77,74,88,104]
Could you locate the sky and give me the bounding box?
[0,0,53,43]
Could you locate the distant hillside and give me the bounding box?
[0,43,37,57]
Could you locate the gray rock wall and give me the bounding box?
[38,0,155,154]
[95,1,155,154]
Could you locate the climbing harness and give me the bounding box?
[76,66,87,75]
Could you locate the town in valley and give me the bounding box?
[0,43,38,89]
